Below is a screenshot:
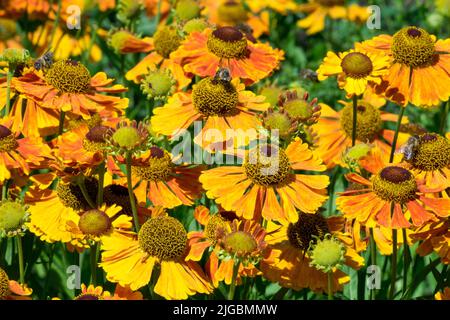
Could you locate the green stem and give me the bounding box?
[49,0,62,47]
[369,228,377,300]
[402,228,410,296]
[228,260,240,300]
[17,236,25,284]
[327,272,333,300]
[389,106,406,163]
[90,243,98,286]
[155,0,162,28]
[5,68,13,116]
[58,111,65,135]
[126,152,140,232]
[389,227,397,299]
[78,177,96,209]
[439,101,449,135]
[96,161,106,207]
[2,181,8,200]
[82,21,100,65]
[43,243,56,298]
[351,95,358,146]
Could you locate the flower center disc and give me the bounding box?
[0,267,10,299]
[372,166,417,203]
[0,125,18,152]
[83,125,109,152]
[205,214,227,245]
[340,52,373,78]
[340,103,382,142]
[192,77,239,116]
[283,99,313,120]
[138,216,187,261]
[56,179,99,211]
[217,1,248,25]
[392,27,435,68]
[262,111,292,138]
[132,147,172,181]
[222,231,257,256]
[287,212,330,251]
[410,133,450,171]
[78,209,111,236]
[153,26,182,59]
[0,201,26,231]
[207,26,248,59]
[103,184,134,216]
[244,144,291,186]
[45,59,91,93]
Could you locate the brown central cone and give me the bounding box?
[0,125,12,139]
[379,166,412,183]
[212,26,244,42]
[86,125,110,143]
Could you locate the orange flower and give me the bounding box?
[186,206,263,287]
[12,65,128,122]
[336,151,450,229]
[313,98,409,169]
[400,133,450,192]
[200,139,329,223]
[171,26,283,84]
[0,267,32,300]
[53,123,113,171]
[125,25,191,87]
[0,118,53,181]
[261,213,364,293]
[128,146,204,209]
[357,26,450,108]
[151,77,269,149]
[0,0,50,20]
[412,218,450,264]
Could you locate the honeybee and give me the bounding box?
[214,67,232,82]
[397,135,420,161]
[34,50,54,70]
[300,69,319,83]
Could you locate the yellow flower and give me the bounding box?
[100,207,213,299]
[317,48,390,96]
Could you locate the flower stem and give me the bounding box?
[389,106,406,163]
[351,95,358,146]
[58,111,65,135]
[228,260,240,300]
[78,177,96,209]
[439,100,449,135]
[389,227,397,299]
[5,68,13,116]
[96,161,106,207]
[90,243,98,286]
[327,272,333,300]
[369,228,377,300]
[1,180,9,200]
[49,0,62,47]
[155,0,162,29]
[17,236,25,284]
[126,152,140,232]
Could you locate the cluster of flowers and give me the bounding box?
[0,0,449,301]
